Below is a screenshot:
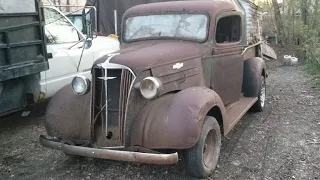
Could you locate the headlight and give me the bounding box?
[71,75,91,95]
[140,77,162,99]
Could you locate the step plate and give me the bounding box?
[224,97,258,135]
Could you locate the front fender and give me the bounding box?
[44,84,91,142]
[130,87,226,149]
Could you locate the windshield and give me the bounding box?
[44,8,81,44]
[124,13,208,42]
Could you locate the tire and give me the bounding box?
[250,75,266,112]
[183,116,221,178]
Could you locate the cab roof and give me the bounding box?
[123,0,240,18]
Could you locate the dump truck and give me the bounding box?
[0,0,49,115]
[40,0,277,178]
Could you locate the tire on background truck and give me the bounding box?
[183,116,221,178]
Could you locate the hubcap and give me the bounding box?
[203,130,216,168]
[260,78,266,108]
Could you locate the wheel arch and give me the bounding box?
[242,57,266,97]
[129,86,228,150]
[206,106,224,135]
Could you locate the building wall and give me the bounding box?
[42,0,86,6]
[42,0,87,12]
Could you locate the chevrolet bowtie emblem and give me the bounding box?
[173,62,184,70]
[98,77,117,80]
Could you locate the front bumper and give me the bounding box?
[39,135,178,165]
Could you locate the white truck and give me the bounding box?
[40,5,120,99]
[0,0,120,116]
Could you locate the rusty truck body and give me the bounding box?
[39,0,277,178]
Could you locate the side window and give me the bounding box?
[215,15,241,43]
[44,8,80,44]
[71,16,84,33]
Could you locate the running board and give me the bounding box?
[224,97,258,135]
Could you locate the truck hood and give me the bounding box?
[95,41,208,71]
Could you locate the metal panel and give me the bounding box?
[0,0,36,13]
[0,0,48,81]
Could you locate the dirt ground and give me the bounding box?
[1,60,320,180]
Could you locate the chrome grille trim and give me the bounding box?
[96,62,136,146]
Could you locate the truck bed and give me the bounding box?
[0,0,48,81]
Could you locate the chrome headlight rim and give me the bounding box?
[139,77,162,100]
[71,75,91,96]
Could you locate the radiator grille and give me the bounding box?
[92,66,135,146]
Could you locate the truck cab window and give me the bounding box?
[44,8,80,44]
[216,15,241,43]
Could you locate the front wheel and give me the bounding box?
[183,116,221,178]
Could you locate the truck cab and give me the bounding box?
[39,5,120,99]
[40,1,272,178]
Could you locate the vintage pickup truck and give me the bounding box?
[40,0,276,178]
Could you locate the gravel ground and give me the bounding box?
[0,62,319,180]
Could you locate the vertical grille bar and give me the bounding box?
[119,70,126,142]
[119,69,134,144]
[93,66,135,147]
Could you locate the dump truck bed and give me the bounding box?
[0,0,48,81]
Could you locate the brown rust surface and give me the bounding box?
[152,57,206,95]
[130,87,228,149]
[224,97,258,134]
[210,46,244,105]
[44,85,91,143]
[95,41,207,71]
[123,1,239,24]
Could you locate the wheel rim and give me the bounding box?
[203,129,216,168]
[260,78,266,108]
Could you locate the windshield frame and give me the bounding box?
[43,6,85,44]
[122,11,210,43]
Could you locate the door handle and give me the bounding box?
[47,53,53,59]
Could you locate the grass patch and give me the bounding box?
[305,61,320,75]
[304,61,320,89]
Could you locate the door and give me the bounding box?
[210,13,244,105]
[40,7,94,98]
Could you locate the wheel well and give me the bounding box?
[207,106,224,134]
[262,69,266,77]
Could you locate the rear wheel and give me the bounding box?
[183,116,221,178]
[250,75,266,112]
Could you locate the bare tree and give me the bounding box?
[300,0,308,26]
[66,0,70,12]
[271,0,284,46]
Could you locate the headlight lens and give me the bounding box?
[140,77,162,99]
[71,75,91,95]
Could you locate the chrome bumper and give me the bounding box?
[39,135,178,165]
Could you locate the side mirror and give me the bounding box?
[84,38,92,49]
[81,9,88,35]
[81,8,93,39]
